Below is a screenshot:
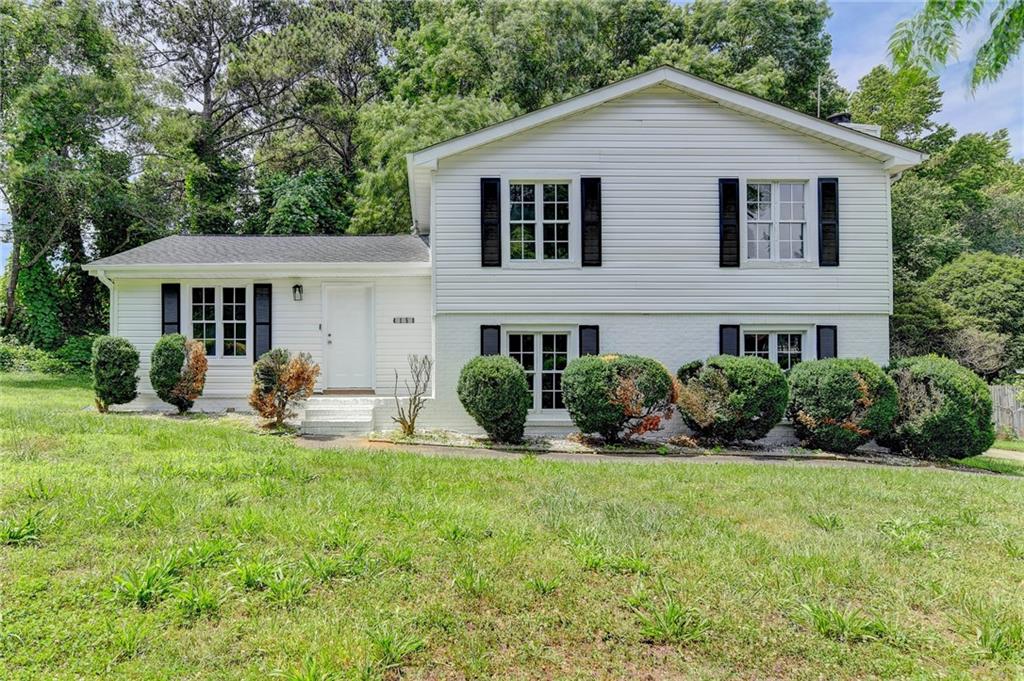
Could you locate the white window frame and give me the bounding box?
[740,327,807,370]
[185,283,253,362]
[503,326,576,412]
[740,178,817,266]
[501,177,580,268]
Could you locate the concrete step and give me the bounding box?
[301,407,376,419]
[301,418,373,436]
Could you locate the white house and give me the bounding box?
[85,66,925,435]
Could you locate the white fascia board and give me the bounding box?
[410,66,927,172]
[83,261,431,279]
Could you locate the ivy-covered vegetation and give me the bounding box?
[0,0,1020,382]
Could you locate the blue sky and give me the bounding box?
[828,0,1023,158]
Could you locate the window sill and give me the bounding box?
[741,260,820,269]
[504,260,580,270]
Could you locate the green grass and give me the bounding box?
[959,455,1024,476]
[3,374,1024,678]
[994,439,1024,453]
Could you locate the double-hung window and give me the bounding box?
[506,331,570,410]
[746,181,807,261]
[190,285,248,358]
[742,331,803,370]
[509,182,571,261]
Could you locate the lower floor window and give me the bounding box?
[507,331,569,410]
[742,331,803,370]
[189,285,248,358]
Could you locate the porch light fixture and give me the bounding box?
[292,284,303,301]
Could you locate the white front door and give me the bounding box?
[324,284,373,389]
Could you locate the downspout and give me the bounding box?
[93,269,117,335]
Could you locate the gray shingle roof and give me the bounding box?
[87,235,430,267]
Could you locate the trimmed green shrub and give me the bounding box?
[456,356,531,443]
[562,354,677,442]
[787,359,898,453]
[150,334,208,414]
[91,336,140,413]
[676,360,704,383]
[881,355,995,459]
[677,355,788,444]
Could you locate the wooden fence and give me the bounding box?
[992,385,1024,438]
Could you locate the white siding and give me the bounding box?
[111,275,431,404]
[431,86,893,314]
[426,312,889,435]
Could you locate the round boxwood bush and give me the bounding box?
[881,355,995,459]
[150,334,208,414]
[787,358,898,453]
[456,355,532,443]
[676,355,788,444]
[91,336,140,413]
[562,354,677,442]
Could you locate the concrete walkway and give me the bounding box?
[295,435,982,473]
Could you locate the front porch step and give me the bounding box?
[299,396,379,436]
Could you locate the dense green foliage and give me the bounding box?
[456,356,532,443]
[677,355,789,444]
[562,354,677,442]
[90,335,139,412]
[0,336,75,374]
[883,355,996,460]
[787,359,898,453]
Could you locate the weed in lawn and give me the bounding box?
[957,508,982,527]
[635,591,711,644]
[969,602,1024,660]
[607,542,653,575]
[0,509,43,545]
[808,512,844,532]
[232,558,274,591]
[101,497,153,528]
[879,519,930,554]
[173,579,225,622]
[454,561,491,598]
[183,537,234,568]
[273,655,336,681]
[1005,539,1024,559]
[303,552,343,582]
[222,490,244,507]
[229,508,263,538]
[23,478,53,501]
[526,575,560,596]
[266,570,310,606]
[107,620,151,662]
[800,602,892,643]
[366,622,424,671]
[566,528,607,571]
[113,557,181,609]
[438,521,473,544]
[381,544,414,571]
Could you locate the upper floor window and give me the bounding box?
[742,330,803,370]
[509,182,570,261]
[746,182,806,261]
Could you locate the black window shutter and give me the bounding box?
[719,178,740,267]
[818,177,839,266]
[480,325,501,355]
[579,325,600,356]
[719,324,740,356]
[817,325,838,359]
[161,283,180,335]
[581,177,602,266]
[253,283,272,362]
[480,178,501,267]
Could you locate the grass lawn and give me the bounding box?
[2,374,1024,679]
[994,439,1024,453]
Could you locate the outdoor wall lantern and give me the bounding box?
[292,284,303,301]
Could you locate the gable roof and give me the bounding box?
[84,234,430,270]
[406,65,927,229]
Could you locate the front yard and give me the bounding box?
[2,374,1024,679]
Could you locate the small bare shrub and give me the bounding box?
[393,354,432,437]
